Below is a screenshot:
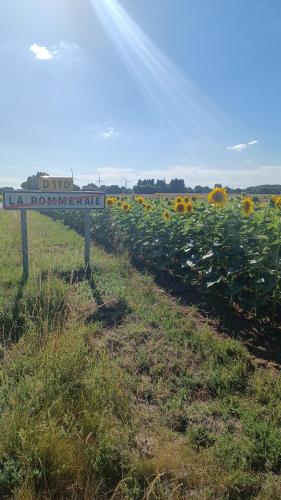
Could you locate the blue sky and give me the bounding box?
[0,0,281,188]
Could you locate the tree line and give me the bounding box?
[3,172,281,195]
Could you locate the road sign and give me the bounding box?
[3,190,105,276]
[38,176,73,192]
[3,191,105,210]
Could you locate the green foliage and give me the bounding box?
[51,196,281,320]
[21,171,49,190]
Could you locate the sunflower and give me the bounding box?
[272,195,281,208]
[106,197,115,206]
[176,196,184,203]
[186,201,193,213]
[136,196,145,204]
[175,201,186,214]
[208,187,228,208]
[163,209,170,220]
[184,196,190,203]
[122,202,130,212]
[145,203,152,210]
[242,197,254,216]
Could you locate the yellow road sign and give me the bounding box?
[38,176,73,192]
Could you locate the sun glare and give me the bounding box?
[89,0,223,158]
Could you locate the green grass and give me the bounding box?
[1,211,281,498]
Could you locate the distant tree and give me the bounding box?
[156,179,169,193]
[82,183,99,190]
[103,185,123,194]
[0,186,14,192]
[21,172,49,190]
[228,187,242,194]
[169,178,186,193]
[246,185,281,194]
[133,179,156,194]
[121,187,133,194]
[193,185,211,193]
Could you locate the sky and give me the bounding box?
[0,0,281,189]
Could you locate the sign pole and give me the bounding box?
[20,209,29,277]
[3,189,105,272]
[84,209,91,268]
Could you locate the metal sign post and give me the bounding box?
[20,209,29,277]
[84,210,91,267]
[3,189,105,277]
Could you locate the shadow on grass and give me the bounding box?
[152,268,281,367]
[117,254,281,367]
[86,297,131,328]
[0,273,28,343]
[50,266,131,327]
[49,265,104,305]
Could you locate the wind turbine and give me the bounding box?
[96,173,105,188]
[122,176,132,190]
[70,169,80,187]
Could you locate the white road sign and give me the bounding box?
[38,176,74,192]
[3,191,105,210]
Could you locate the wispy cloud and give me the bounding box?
[30,41,79,61]
[227,140,258,152]
[100,127,119,139]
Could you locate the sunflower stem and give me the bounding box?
[272,220,281,327]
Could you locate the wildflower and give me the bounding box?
[106,197,115,206]
[272,195,281,208]
[163,209,170,220]
[208,187,228,208]
[122,202,130,212]
[242,197,254,216]
[175,201,186,214]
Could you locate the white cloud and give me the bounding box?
[3,164,281,190]
[100,127,119,139]
[227,143,247,152]
[30,43,53,60]
[227,140,258,152]
[30,40,79,61]
[75,164,281,189]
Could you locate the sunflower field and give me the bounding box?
[49,188,281,324]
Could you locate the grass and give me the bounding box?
[1,211,281,498]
